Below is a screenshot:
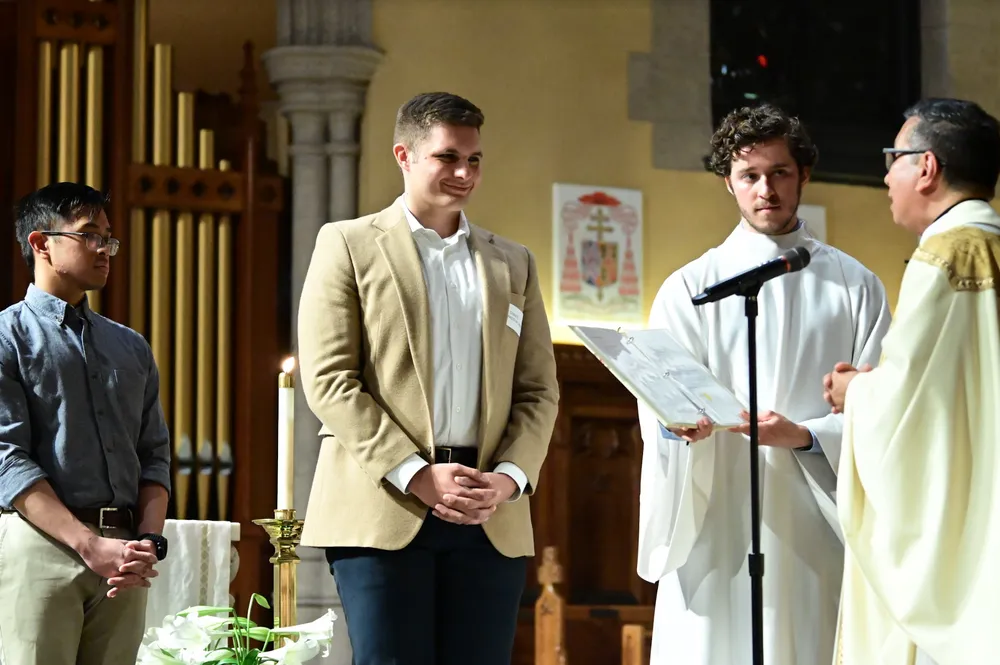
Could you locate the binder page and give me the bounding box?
[570,325,747,428]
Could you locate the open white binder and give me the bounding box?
[572,324,844,543]
[570,325,748,429]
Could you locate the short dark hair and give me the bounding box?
[903,98,1000,198]
[14,182,108,274]
[707,103,819,178]
[393,92,484,149]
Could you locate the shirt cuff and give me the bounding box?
[494,462,529,502]
[659,423,682,440]
[384,453,429,494]
[0,456,48,509]
[139,464,173,495]
[797,429,821,453]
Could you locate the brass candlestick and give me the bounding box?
[253,508,305,632]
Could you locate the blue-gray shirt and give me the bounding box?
[0,284,171,510]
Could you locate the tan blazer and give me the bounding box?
[297,202,559,558]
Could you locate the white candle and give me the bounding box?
[277,357,296,511]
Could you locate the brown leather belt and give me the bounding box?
[434,446,478,467]
[69,506,135,530]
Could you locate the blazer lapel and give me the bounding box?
[469,226,510,454]
[374,206,434,426]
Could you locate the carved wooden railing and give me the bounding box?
[9,0,285,620]
[536,546,568,665]
[621,624,652,665]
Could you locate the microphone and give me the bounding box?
[691,246,811,306]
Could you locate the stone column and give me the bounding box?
[264,1,381,662]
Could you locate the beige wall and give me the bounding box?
[359,0,915,343]
[149,0,277,98]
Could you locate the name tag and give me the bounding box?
[506,303,523,336]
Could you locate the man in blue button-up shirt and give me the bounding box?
[0,182,171,665]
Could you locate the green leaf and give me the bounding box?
[251,593,271,610]
[215,659,239,665]
[232,617,259,630]
[239,648,261,664]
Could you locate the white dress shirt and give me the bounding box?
[383,196,529,500]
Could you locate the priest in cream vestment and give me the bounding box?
[637,104,892,665]
[827,99,1000,665]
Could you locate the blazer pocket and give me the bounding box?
[509,293,526,310]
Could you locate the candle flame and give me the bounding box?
[281,356,296,374]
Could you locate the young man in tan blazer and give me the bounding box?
[297,91,560,665]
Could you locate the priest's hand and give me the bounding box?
[730,410,812,449]
[667,417,714,442]
[823,362,872,413]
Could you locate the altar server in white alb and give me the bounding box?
[826,98,1000,665]
[636,103,892,665]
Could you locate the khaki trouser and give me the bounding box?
[0,511,148,665]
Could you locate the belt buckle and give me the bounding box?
[439,447,452,464]
[98,507,118,529]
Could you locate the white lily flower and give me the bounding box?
[140,602,336,664]
[136,644,186,665]
[268,609,337,641]
[261,638,322,665]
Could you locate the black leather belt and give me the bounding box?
[69,506,135,530]
[434,446,478,467]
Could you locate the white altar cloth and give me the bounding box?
[144,519,241,630]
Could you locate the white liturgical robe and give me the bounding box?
[637,221,892,665]
[835,200,1000,665]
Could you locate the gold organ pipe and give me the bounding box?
[216,159,234,520]
[85,43,104,313]
[173,92,195,520]
[196,130,217,521]
[57,43,80,182]
[129,211,147,335]
[36,42,53,187]
[129,0,150,335]
[150,44,173,427]
[133,0,148,162]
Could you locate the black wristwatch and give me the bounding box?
[138,533,168,561]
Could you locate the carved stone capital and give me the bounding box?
[263,45,382,117]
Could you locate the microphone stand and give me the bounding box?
[743,285,764,665]
[692,279,765,665]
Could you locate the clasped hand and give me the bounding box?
[80,534,159,598]
[822,362,872,413]
[408,463,516,526]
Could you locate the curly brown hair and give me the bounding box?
[707,104,818,178]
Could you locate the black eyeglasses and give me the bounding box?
[883,147,945,173]
[41,231,120,256]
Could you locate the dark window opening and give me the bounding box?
[709,1,922,186]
